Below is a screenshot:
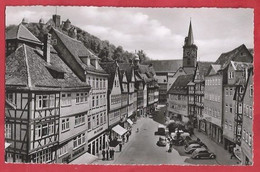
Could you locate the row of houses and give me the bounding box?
[4,15,159,163]
[166,22,254,165]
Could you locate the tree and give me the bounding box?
[137,50,150,63]
[113,46,123,61]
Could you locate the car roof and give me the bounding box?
[194,148,208,152]
[189,143,200,147]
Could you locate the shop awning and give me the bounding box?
[112,125,127,136]
[5,142,11,149]
[127,119,134,125]
[70,152,98,164]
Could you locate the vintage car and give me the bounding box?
[191,148,216,159]
[184,143,204,154]
[157,136,167,147]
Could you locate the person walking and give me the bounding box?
[126,133,130,142]
[122,135,126,144]
[102,149,105,160]
[106,148,109,160]
[109,148,113,160]
[111,148,115,160]
[119,142,123,152]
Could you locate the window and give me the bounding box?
[100,79,102,89]
[250,85,253,97]
[92,78,95,89]
[100,113,103,124]
[75,114,85,126]
[96,96,99,107]
[245,132,249,143]
[229,104,233,113]
[230,88,233,96]
[7,93,15,104]
[35,125,41,139]
[249,134,252,147]
[92,96,95,108]
[42,95,48,108]
[80,93,84,102]
[229,72,234,79]
[103,79,106,88]
[246,105,249,116]
[61,93,71,106]
[88,116,91,130]
[61,118,69,132]
[42,124,48,137]
[225,104,228,112]
[49,95,55,107]
[33,149,52,163]
[249,107,252,119]
[73,133,86,149]
[88,77,91,86]
[238,103,242,114]
[242,129,245,140]
[96,114,99,126]
[36,95,43,109]
[58,144,68,157]
[76,93,80,103]
[5,123,12,139]
[85,93,88,102]
[104,112,106,123]
[96,78,99,89]
[225,88,228,96]
[48,122,54,135]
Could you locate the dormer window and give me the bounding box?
[228,72,234,79]
[46,65,65,79]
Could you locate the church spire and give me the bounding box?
[186,20,194,46]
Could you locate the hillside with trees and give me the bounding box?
[6,20,151,63]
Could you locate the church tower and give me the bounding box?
[183,21,197,68]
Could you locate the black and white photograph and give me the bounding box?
[4,6,254,165]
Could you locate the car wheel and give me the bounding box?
[195,155,199,159]
[210,154,216,159]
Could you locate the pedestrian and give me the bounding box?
[122,135,126,144]
[102,149,105,160]
[111,148,115,160]
[106,148,109,160]
[109,148,113,160]
[126,133,130,142]
[119,142,122,152]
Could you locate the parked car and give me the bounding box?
[157,137,167,146]
[184,140,200,148]
[158,124,166,135]
[191,148,216,159]
[185,143,203,154]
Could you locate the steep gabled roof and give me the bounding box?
[51,28,106,74]
[167,74,194,94]
[99,62,118,91]
[118,63,134,82]
[6,44,91,91]
[6,24,42,45]
[142,59,182,73]
[215,44,253,69]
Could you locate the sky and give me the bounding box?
[5,6,254,62]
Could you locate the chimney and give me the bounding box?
[43,33,52,63]
[87,57,91,66]
[52,14,61,28]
